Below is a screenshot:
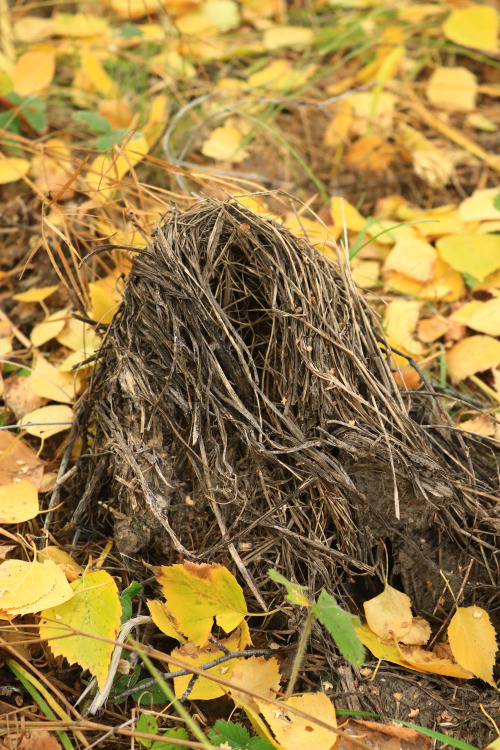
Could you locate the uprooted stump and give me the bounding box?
[68,198,499,708]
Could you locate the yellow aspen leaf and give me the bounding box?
[443,6,499,52]
[383,300,424,357]
[436,233,500,282]
[459,188,500,222]
[419,257,465,303]
[30,308,70,347]
[363,585,413,641]
[462,299,500,337]
[156,562,248,646]
[202,126,248,163]
[446,335,500,383]
[247,60,313,93]
[169,627,244,700]
[383,237,436,282]
[331,196,365,232]
[14,285,58,303]
[39,570,121,691]
[104,0,168,20]
[323,100,352,147]
[0,157,30,185]
[147,599,186,642]
[458,415,495,437]
[344,136,397,172]
[53,12,110,38]
[13,17,55,42]
[205,0,240,31]
[12,49,55,96]
[366,219,417,245]
[351,260,380,289]
[86,154,116,202]
[0,432,44,490]
[349,92,396,136]
[227,655,281,711]
[114,134,149,179]
[80,50,117,97]
[58,351,95,373]
[18,404,74,439]
[400,125,453,188]
[29,355,75,404]
[356,623,412,668]
[399,617,431,646]
[176,10,217,36]
[8,559,74,615]
[417,316,449,344]
[0,558,69,615]
[0,480,39,524]
[38,546,84,578]
[257,693,338,750]
[415,208,464,239]
[89,283,120,325]
[398,643,473,679]
[57,318,101,354]
[448,606,497,685]
[466,113,497,132]
[426,67,477,112]
[263,25,313,50]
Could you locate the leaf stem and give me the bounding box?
[285,609,316,699]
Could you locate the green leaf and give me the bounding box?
[152,728,189,750]
[208,720,250,748]
[137,713,157,748]
[247,740,276,750]
[268,569,310,606]
[72,111,111,134]
[312,590,365,667]
[462,271,479,289]
[493,193,500,212]
[120,580,143,624]
[119,22,143,38]
[19,95,47,132]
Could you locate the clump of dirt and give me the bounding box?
[65,197,499,738]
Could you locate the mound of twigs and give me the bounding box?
[69,197,499,618]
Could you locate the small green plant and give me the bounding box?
[136,713,189,750]
[207,720,275,750]
[71,110,142,151]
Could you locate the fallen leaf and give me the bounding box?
[258,693,338,750]
[461,298,500,336]
[13,285,59,303]
[344,136,397,172]
[31,308,70,347]
[29,355,76,404]
[0,432,44,490]
[39,570,121,691]
[0,158,31,185]
[80,50,116,97]
[448,606,497,685]
[156,562,248,645]
[147,599,186,642]
[425,66,477,112]
[363,585,413,641]
[446,335,500,383]
[0,558,73,616]
[53,12,110,38]
[227,655,281,711]
[56,318,101,354]
[202,125,248,162]
[18,404,74,439]
[383,237,436,282]
[417,316,449,343]
[18,730,62,750]
[12,49,56,96]
[383,300,424,357]
[399,617,431,646]
[443,5,499,52]
[331,196,365,232]
[351,260,380,289]
[459,188,500,222]
[436,234,500,282]
[458,415,495,437]
[38,546,84,578]
[263,25,313,50]
[0,480,39,524]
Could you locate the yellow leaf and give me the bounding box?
[39,570,121,691]
[0,157,30,185]
[399,617,431,646]
[459,188,500,222]
[156,562,248,646]
[227,655,281,711]
[204,0,240,31]
[419,257,465,303]
[13,17,55,42]
[462,299,500,336]
[104,0,169,20]
[263,25,313,50]
[147,599,186,642]
[115,134,150,179]
[351,260,380,289]
[417,316,449,344]
[383,237,436,282]
[247,59,314,93]
[414,208,465,239]
[363,585,413,640]
[53,12,110,38]
[425,67,477,112]
[202,125,248,163]
[29,355,75,404]
[459,415,495,437]
[366,219,417,245]
[57,318,101,354]
[436,234,500,282]
[383,300,424,357]
[258,693,338,750]
[0,432,44,490]
[170,628,244,700]
[400,125,453,187]
[446,335,500,383]
[31,308,70,347]
[443,6,499,52]
[398,643,474,679]
[349,92,397,136]
[89,282,120,325]
[0,480,39,524]
[448,606,497,685]
[12,49,55,96]
[18,405,74,439]
[0,558,73,616]
[356,623,414,668]
[38,546,84,577]
[80,50,116,97]
[331,196,365,232]
[14,285,58,303]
